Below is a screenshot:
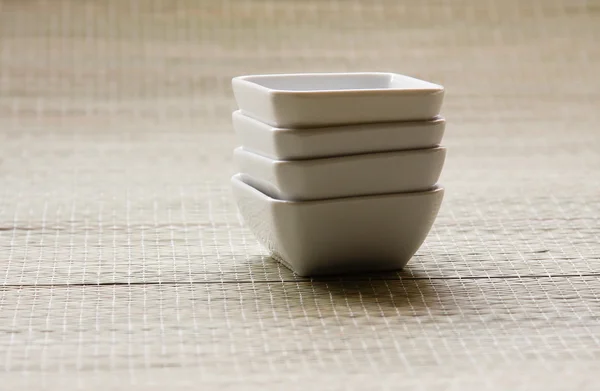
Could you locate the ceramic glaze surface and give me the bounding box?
[233,146,447,201]
[231,175,445,276]
[232,72,445,128]
[232,110,446,160]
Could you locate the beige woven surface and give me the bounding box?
[1,0,599,389]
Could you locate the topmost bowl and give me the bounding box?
[232,72,444,128]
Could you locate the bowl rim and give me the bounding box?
[234,145,447,165]
[232,109,446,132]
[232,72,444,96]
[231,174,444,205]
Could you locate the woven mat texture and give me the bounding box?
[0,0,599,389]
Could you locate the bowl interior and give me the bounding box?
[242,73,391,92]
[239,73,441,93]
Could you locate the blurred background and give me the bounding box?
[1,0,598,190]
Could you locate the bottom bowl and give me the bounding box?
[231,174,444,276]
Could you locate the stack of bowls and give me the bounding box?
[230,72,446,276]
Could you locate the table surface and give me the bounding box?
[1,0,599,389]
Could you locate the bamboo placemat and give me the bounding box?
[0,0,599,389]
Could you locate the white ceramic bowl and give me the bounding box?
[232,110,446,160]
[231,174,444,276]
[233,146,446,201]
[232,72,445,128]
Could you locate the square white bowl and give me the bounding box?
[232,110,446,160]
[233,146,446,201]
[231,174,444,276]
[232,72,445,128]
